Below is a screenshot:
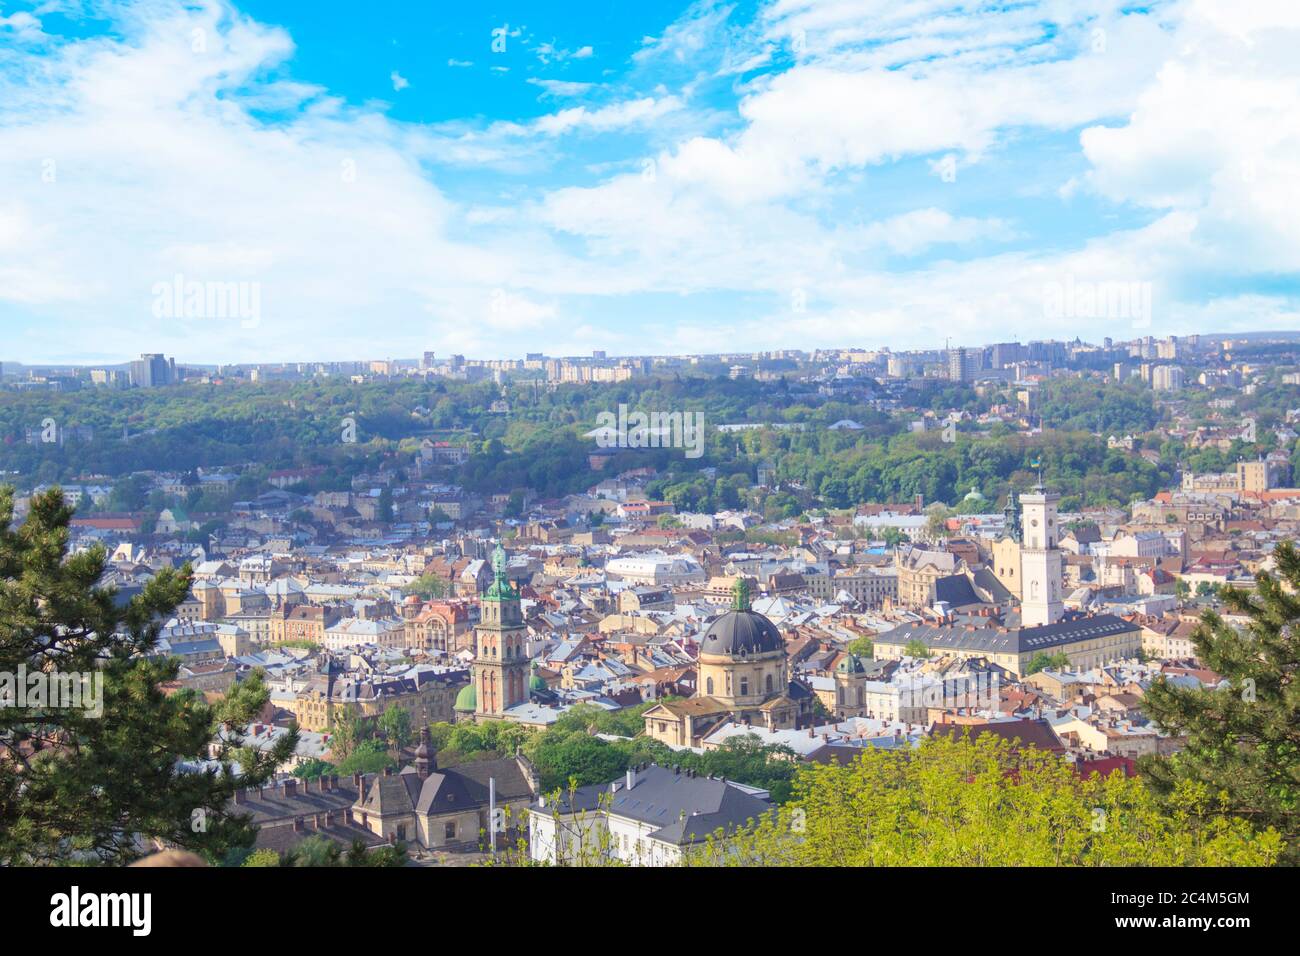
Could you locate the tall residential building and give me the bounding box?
[1152,365,1184,391]
[471,545,529,720]
[947,347,980,383]
[989,342,1024,369]
[1019,484,1063,628]
[128,353,175,387]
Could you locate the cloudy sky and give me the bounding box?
[1,0,1298,364]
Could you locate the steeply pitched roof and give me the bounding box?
[357,755,535,818]
[537,764,773,846]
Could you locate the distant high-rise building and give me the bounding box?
[421,351,436,369]
[947,347,980,383]
[1152,365,1184,391]
[989,342,1024,369]
[128,353,174,387]
[1027,340,1067,366]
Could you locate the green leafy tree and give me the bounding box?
[284,834,342,867]
[847,636,874,659]
[881,527,910,549]
[689,735,1280,867]
[403,573,449,601]
[241,848,281,867]
[1026,651,1072,675]
[328,707,372,760]
[903,639,932,659]
[334,738,396,776]
[292,758,337,781]
[377,704,413,752]
[0,487,297,865]
[925,504,953,541]
[1141,541,1300,863]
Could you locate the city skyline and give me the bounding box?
[2,0,1299,364]
[5,328,1298,374]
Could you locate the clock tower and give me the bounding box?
[473,545,529,720]
[1019,483,1063,628]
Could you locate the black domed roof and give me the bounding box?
[700,609,784,656]
[700,578,783,656]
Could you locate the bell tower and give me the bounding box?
[472,545,529,720]
[1019,483,1063,627]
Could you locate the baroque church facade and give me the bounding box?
[641,579,816,748]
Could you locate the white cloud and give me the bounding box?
[389,70,408,91]
[527,77,596,98]
[2,0,1296,363]
[532,96,683,136]
[1078,1,1300,272]
[0,2,580,360]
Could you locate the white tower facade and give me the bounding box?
[1019,485,1063,627]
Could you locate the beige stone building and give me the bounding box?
[352,731,538,849]
[641,580,815,747]
[895,547,962,609]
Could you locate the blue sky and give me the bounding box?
[1,0,1298,364]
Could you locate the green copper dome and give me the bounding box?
[484,543,520,601]
[836,654,869,675]
[454,683,477,712]
[529,673,547,693]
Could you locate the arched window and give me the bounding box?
[765,674,774,693]
[706,677,714,695]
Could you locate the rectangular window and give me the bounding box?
[445,821,457,840]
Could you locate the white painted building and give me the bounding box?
[528,763,772,867]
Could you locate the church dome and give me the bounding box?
[454,683,476,712]
[699,579,783,656]
[836,653,869,675]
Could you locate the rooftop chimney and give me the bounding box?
[625,767,637,791]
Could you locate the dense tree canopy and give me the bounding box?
[1141,541,1300,863]
[0,487,295,864]
[687,734,1281,867]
